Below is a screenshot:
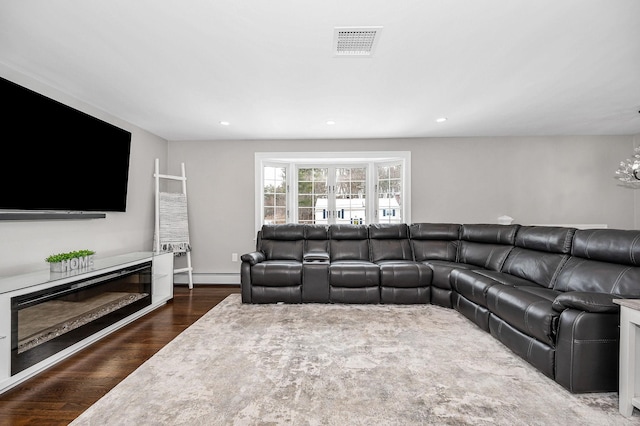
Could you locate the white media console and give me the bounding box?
[0,251,174,394]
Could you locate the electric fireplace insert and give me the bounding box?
[10,262,152,375]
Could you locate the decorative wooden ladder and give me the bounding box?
[153,158,194,289]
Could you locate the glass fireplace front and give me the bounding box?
[10,261,152,375]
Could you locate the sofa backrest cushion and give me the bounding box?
[259,224,305,261]
[457,224,519,270]
[553,257,640,297]
[409,223,460,262]
[369,223,413,262]
[515,226,575,254]
[305,224,329,240]
[261,224,305,240]
[329,224,370,261]
[500,227,575,288]
[304,224,329,255]
[570,229,640,265]
[553,229,640,297]
[460,224,519,245]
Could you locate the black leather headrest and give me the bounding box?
[305,224,329,240]
[329,224,368,240]
[515,226,575,254]
[409,223,461,240]
[368,223,409,239]
[572,229,640,265]
[261,224,305,240]
[460,224,519,244]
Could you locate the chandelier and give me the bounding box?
[614,146,640,187]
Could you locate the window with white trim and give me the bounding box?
[255,152,410,232]
[262,165,287,225]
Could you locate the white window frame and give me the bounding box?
[255,151,411,233]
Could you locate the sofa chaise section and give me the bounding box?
[451,226,575,380]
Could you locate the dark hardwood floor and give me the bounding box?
[0,285,240,426]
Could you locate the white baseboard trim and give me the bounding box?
[173,272,240,285]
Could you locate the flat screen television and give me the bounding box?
[1,76,132,213]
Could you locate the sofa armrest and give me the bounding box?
[552,291,619,314]
[241,251,265,266]
[304,251,330,262]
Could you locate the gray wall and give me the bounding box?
[0,67,168,277]
[168,135,638,283]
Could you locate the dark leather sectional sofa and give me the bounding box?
[241,222,640,393]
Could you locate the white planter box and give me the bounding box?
[49,255,94,273]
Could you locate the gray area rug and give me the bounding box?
[71,294,636,425]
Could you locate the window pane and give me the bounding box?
[298,208,313,222]
[335,167,367,224]
[275,207,287,223]
[297,167,328,224]
[313,168,328,180]
[298,168,311,181]
[390,164,402,179]
[313,196,328,224]
[298,181,312,194]
[263,165,287,225]
[314,181,327,194]
[378,166,389,179]
[264,166,276,181]
[275,181,287,194]
[352,168,366,180]
[298,195,312,207]
[264,207,274,224]
[377,163,402,224]
[351,181,365,195]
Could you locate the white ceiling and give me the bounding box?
[1,0,639,141]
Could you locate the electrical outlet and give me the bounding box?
[232,253,238,262]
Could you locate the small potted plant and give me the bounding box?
[46,249,95,272]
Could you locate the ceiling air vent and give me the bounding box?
[333,26,383,57]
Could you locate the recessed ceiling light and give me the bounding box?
[326,120,336,125]
[436,117,447,123]
[219,121,230,126]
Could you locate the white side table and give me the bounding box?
[614,299,640,417]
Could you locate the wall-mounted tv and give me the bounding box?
[1,76,132,213]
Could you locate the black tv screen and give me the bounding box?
[1,76,132,212]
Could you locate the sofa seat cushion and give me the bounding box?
[376,261,432,288]
[486,285,560,346]
[330,287,380,304]
[471,270,541,288]
[451,269,548,313]
[450,269,500,307]
[423,260,477,289]
[251,261,302,286]
[251,285,302,304]
[329,261,379,287]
